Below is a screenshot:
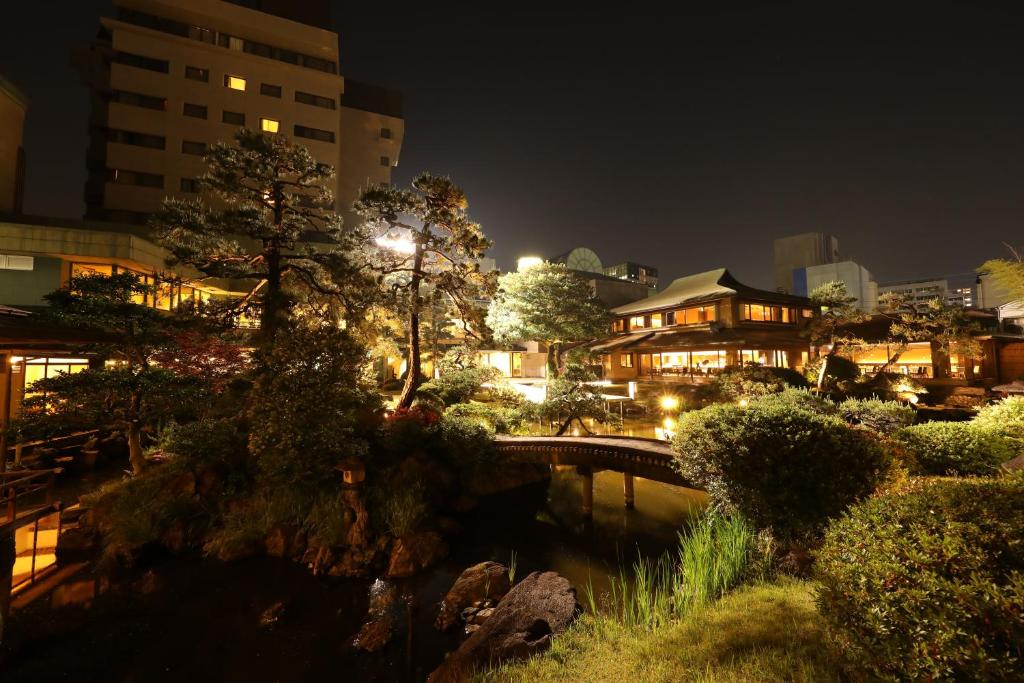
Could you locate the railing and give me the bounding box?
[1,469,64,594]
[1,469,61,525]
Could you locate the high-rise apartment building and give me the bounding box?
[878,278,975,308]
[0,74,28,214]
[773,232,840,294]
[76,0,403,227]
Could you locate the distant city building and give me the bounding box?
[604,261,658,290]
[75,0,403,227]
[878,277,975,308]
[0,73,28,214]
[796,260,878,313]
[976,272,1016,310]
[773,232,841,294]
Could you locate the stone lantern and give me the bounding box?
[337,457,366,486]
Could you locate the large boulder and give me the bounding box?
[387,531,448,578]
[353,579,399,652]
[435,561,510,631]
[427,571,579,683]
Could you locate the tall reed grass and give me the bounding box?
[585,510,766,630]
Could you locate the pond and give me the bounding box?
[2,468,706,682]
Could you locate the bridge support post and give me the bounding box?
[623,473,635,509]
[578,467,594,518]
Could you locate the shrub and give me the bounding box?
[816,476,1024,681]
[696,365,808,404]
[838,397,915,435]
[157,418,247,465]
[673,401,891,539]
[975,397,1024,452]
[372,482,428,538]
[895,421,1014,475]
[417,365,502,406]
[750,388,835,413]
[436,413,497,473]
[444,402,530,434]
[805,355,860,385]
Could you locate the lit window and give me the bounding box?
[224,75,247,91]
[620,353,634,368]
[650,313,663,328]
[629,315,645,330]
[260,117,280,133]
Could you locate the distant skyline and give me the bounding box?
[2,2,1022,289]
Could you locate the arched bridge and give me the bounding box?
[493,435,693,489]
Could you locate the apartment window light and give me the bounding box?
[260,118,280,133]
[224,75,247,91]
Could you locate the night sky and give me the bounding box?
[2,3,1022,289]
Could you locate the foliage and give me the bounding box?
[247,326,383,492]
[540,362,619,435]
[444,402,531,434]
[806,281,868,389]
[436,413,499,473]
[372,481,428,538]
[358,172,495,408]
[803,354,861,386]
[590,511,763,631]
[673,401,891,539]
[974,396,1024,451]
[895,420,1014,475]
[157,418,248,474]
[481,578,844,683]
[418,364,502,406]
[151,129,372,341]
[486,262,610,376]
[695,366,806,404]
[748,387,834,413]
[816,476,1024,682]
[873,291,982,374]
[837,397,916,435]
[980,245,1024,303]
[150,330,250,393]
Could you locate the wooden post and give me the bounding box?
[623,473,635,509]
[0,531,14,645]
[580,468,593,518]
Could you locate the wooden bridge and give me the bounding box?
[493,435,696,514]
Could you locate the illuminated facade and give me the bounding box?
[76,0,403,227]
[594,268,816,381]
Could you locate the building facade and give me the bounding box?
[0,74,28,214]
[798,260,878,312]
[604,261,658,290]
[76,0,403,225]
[593,268,816,381]
[773,231,840,294]
[878,277,975,309]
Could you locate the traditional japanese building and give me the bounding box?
[593,268,817,381]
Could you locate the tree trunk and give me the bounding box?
[261,244,284,343]
[816,350,836,391]
[547,341,562,378]
[127,420,145,476]
[396,243,426,410]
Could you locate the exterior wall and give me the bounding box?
[977,272,1016,310]
[998,342,1024,383]
[877,278,972,307]
[0,256,62,306]
[0,75,28,213]
[773,232,840,294]
[590,277,651,308]
[336,101,403,228]
[77,0,402,227]
[802,260,878,312]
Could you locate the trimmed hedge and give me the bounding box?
[896,421,1014,475]
[975,397,1024,452]
[816,476,1024,681]
[672,401,891,538]
[838,397,916,435]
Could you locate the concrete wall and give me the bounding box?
[0,256,62,306]
[0,75,27,213]
[803,260,878,312]
[336,103,403,229]
[773,232,840,293]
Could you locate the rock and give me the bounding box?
[386,531,448,578]
[353,579,399,652]
[55,526,98,565]
[427,571,579,683]
[436,561,511,631]
[259,600,287,629]
[302,543,335,576]
[328,545,379,577]
[461,607,479,622]
[1001,454,1024,472]
[265,524,306,560]
[470,607,495,624]
[159,519,189,554]
[464,624,481,636]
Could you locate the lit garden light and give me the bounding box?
[659,395,680,412]
[737,397,750,407]
[516,256,543,271]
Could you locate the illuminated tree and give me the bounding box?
[357,173,494,409]
[486,262,610,377]
[540,362,618,436]
[806,281,868,390]
[150,129,370,344]
[16,273,210,474]
[980,245,1024,302]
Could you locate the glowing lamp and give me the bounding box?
[517,256,543,271]
[662,416,677,431]
[659,395,680,412]
[738,398,749,408]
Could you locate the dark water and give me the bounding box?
[1,469,706,682]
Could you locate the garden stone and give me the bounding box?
[387,531,448,578]
[436,561,510,631]
[427,571,579,683]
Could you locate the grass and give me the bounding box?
[477,578,844,683]
[593,511,765,630]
